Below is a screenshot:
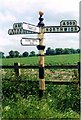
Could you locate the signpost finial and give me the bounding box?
[39,11,44,16]
[38,11,44,27]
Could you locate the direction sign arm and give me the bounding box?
[20,38,39,46]
[22,22,39,33]
[44,26,80,33]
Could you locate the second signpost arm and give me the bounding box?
[37,11,45,98]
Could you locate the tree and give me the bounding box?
[63,48,70,54]
[50,49,55,55]
[9,50,20,58]
[76,49,80,53]
[30,51,35,56]
[69,48,76,54]
[46,47,51,55]
[46,47,55,55]
[0,52,4,58]
[22,51,29,57]
[9,50,14,58]
[55,48,63,55]
[14,51,20,57]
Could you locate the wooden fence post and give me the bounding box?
[37,11,45,98]
[14,63,21,77]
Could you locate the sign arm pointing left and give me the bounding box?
[20,38,39,46]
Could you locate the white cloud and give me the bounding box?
[0,0,36,14]
[44,33,79,48]
[0,11,16,22]
[1,0,80,14]
[44,0,79,12]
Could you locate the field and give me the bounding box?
[1,54,80,119]
[2,53,80,65]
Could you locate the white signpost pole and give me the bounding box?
[37,11,45,98]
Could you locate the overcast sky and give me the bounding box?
[0,0,80,56]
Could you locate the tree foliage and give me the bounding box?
[45,48,80,55]
[0,51,4,58]
[9,50,14,58]
[8,50,20,58]
[1,48,80,58]
[14,51,20,57]
[23,51,29,57]
[30,51,35,56]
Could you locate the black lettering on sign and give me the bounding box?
[13,23,22,29]
[57,27,59,31]
[63,22,66,25]
[13,29,15,34]
[46,28,49,32]
[73,21,76,25]
[71,27,73,31]
[53,27,55,31]
[67,22,69,25]
[8,29,12,35]
[46,28,48,32]
[60,27,63,31]
[64,27,67,31]
[50,28,52,32]
[60,20,77,26]
[12,29,13,34]
[70,21,72,25]
[13,24,16,29]
[75,27,77,31]
[18,23,22,28]
[11,30,13,35]
[19,29,22,33]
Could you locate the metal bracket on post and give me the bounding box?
[37,11,45,98]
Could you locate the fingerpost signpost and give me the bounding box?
[8,11,80,98]
[37,11,45,97]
